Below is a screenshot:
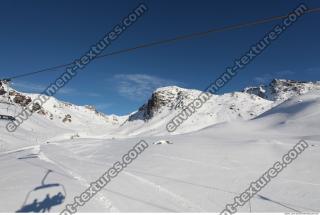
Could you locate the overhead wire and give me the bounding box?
[3,7,320,81]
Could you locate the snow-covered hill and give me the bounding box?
[0,88,319,213]
[1,80,125,127]
[1,79,320,142]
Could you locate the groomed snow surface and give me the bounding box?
[0,91,320,213]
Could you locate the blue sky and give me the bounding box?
[0,0,319,115]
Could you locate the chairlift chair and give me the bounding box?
[0,79,16,121]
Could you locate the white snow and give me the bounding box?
[0,81,319,212]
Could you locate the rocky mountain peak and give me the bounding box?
[128,86,201,121]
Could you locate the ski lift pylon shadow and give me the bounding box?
[16,170,67,213]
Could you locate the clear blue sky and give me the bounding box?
[0,0,319,115]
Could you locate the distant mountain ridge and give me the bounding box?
[129,79,320,122]
[243,79,320,102]
[1,79,320,138]
[0,80,125,131]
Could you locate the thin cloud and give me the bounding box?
[306,67,320,74]
[12,81,101,97]
[112,74,181,101]
[275,70,295,76]
[254,74,273,84]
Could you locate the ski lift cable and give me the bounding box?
[2,7,320,81]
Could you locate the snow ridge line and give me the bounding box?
[45,146,203,212]
[60,165,119,212]
[44,153,119,212]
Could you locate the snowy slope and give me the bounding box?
[0,80,126,128]
[2,79,320,142]
[0,82,127,150]
[251,90,320,137]
[0,90,319,212]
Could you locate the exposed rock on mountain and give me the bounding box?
[12,93,32,107]
[129,86,190,121]
[1,79,320,137]
[0,80,124,129]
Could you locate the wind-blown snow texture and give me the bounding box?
[0,79,319,212]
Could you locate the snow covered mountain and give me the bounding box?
[119,79,320,136]
[1,86,320,213]
[1,80,125,127]
[1,79,320,213]
[4,81,125,123]
[1,79,320,140]
[118,86,273,136]
[0,81,127,150]
[243,79,320,103]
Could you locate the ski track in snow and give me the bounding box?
[3,142,319,212]
[48,143,205,212]
[152,153,232,170]
[123,171,205,212]
[26,144,120,212]
[40,143,209,212]
[56,143,310,212]
[45,142,320,212]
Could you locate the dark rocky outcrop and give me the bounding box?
[13,93,32,107]
[128,86,199,121]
